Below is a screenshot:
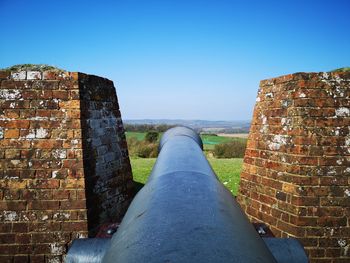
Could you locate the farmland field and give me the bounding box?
[130,157,243,196]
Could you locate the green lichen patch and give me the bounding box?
[330,67,350,72]
[1,64,65,72]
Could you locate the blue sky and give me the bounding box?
[0,0,349,120]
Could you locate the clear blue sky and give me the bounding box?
[1,0,349,121]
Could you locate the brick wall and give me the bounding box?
[78,73,133,235]
[237,72,350,262]
[0,69,133,262]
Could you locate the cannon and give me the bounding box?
[67,127,308,263]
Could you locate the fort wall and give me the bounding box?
[0,69,133,262]
[237,71,350,263]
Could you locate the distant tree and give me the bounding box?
[124,124,175,132]
[145,131,159,143]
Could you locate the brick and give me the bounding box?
[4,109,20,118]
[59,100,80,109]
[0,70,11,79]
[31,233,56,243]
[35,189,53,200]
[60,200,86,209]
[4,129,20,138]
[67,149,75,158]
[0,234,16,244]
[20,109,36,118]
[5,149,21,158]
[14,255,29,263]
[20,149,36,158]
[32,80,59,89]
[0,244,18,254]
[316,207,344,217]
[50,110,65,118]
[319,177,348,186]
[282,183,296,194]
[0,179,27,189]
[69,90,80,99]
[59,80,78,90]
[52,90,68,99]
[275,191,287,201]
[291,196,320,206]
[20,170,35,179]
[32,139,62,149]
[317,216,348,227]
[12,223,28,232]
[276,220,305,236]
[29,120,60,130]
[30,255,45,263]
[21,90,38,99]
[60,179,85,189]
[61,221,88,231]
[28,200,59,210]
[28,179,60,189]
[37,90,53,99]
[0,201,26,211]
[52,189,70,199]
[289,215,318,226]
[28,222,60,232]
[2,120,30,129]
[62,159,84,169]
[0,223,12,232]
[67,109,81,118]
[76,189,86,199]
[21,189,37,200]
[36,109,51,117]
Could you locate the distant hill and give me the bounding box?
[124,119,250,133]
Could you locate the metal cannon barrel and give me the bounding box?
[102,126,277,263]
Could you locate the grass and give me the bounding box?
[201,134,236,145]
[126,131,247,151]
[125,131,149,141]
[130,157,243,196]
[208,158,243,195]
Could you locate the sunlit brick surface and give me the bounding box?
[237,72,350,263]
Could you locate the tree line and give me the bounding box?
[124,124,176,133]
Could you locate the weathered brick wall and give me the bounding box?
[237,72,350,263]
[0,69,133,262]
[78,73,133,235]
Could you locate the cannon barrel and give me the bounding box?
[67,127,307,263]
[103,127,276,262]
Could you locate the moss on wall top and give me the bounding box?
[331,67,350,72]
[1,64,64,72]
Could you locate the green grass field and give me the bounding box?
[126,131,247,151]
[130,157,243,196]
[125,132,148,141]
